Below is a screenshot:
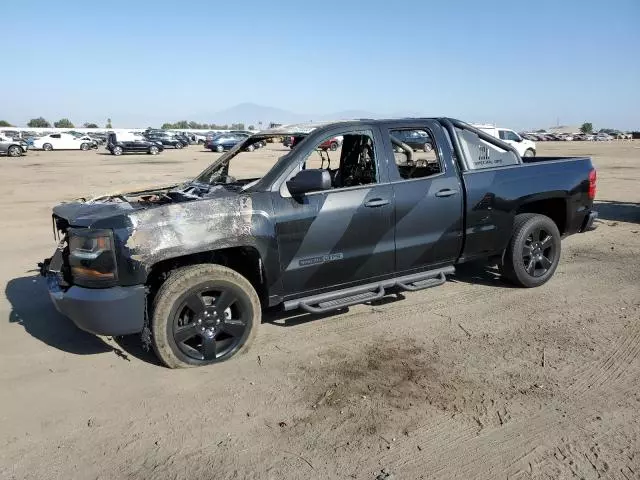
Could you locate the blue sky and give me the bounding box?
[3,0,639,130]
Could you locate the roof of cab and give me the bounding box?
[257,118,448,136]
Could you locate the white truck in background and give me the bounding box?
[474,124,537,157]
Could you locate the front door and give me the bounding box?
[384,122,464,273]
[273,128,395,297]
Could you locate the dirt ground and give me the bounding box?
[0,141,638,480]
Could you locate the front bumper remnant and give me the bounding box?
[41,251,145,336]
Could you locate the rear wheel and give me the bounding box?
[502,213,561,288]
[424,142,433,152]
[112,146,123,156]
[80,143,90,151]
[216,145,224,153]
[151,264,261,368]
[329,141,338,151]
[246,144,255,152]
[43,143,53,151]
[149,145,159,155]
[7,145,22,157]
[175,142,183,149]
[524,149,535,157]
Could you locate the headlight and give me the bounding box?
[68,229,118,287]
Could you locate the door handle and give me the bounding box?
[364,198,390,208]
[435,189,458,198]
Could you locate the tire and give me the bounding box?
[43,143,53,151]
[502,213,561,288]
[80,143,90,151]
[524,149,535,157]
[424,142,433,152]
[198,139,204,145]
[216,145,224,153]
[246,144,255,152]
[112,146,123,156]
[7,145,22,157]
[151,264,261,368]
[175,142,183,149]
[329,141,338,151]
[149,145,159,155]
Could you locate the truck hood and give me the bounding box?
[51,182,238,229]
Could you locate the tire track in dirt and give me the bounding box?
[568,314,640,396]
[359,314,640,479]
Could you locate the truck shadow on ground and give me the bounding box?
[448,262,515,288]
[5,275,149,362]
[593,200,640,224]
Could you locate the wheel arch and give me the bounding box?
[515,196,567,234]
[145,246,269,308]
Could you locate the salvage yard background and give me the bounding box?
[1,142,639,479]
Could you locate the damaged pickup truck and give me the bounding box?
[40,118,598,368]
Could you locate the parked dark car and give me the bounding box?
[144,133,184,149]
[40,118,598,369]
[205,133,251,152]
[391,129,434,152]
[106,133,164,155]
[173,133,190,147]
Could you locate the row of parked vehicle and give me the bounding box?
[521,132,620,142]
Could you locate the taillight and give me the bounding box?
[588,168,597,199]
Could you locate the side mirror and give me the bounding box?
[286,169,332,196]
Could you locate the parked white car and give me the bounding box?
[474,125,537,157]
[32,133,94,151]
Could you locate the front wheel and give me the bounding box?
[7,145,22,157]
[80,143,90,151]
[43,143,53,151]
[329,141,338,151]
[502,213,561,288]
[149,145,159,155]
[151,264,261,368]
[524,149,536,157]
[175,142,183,149]
[112,146,123,155]
[216,145,224,153]
[424,142,433,152]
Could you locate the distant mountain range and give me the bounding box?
[191,102,420,127]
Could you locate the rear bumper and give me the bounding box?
[581,210,598,232]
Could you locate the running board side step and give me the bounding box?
[284,266,454,314]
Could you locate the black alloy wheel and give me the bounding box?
[502,213,561,288]
[172,287,249,361]
[522,227,556,277]
[151,264,261,368]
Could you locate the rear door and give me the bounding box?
[382,121,464,273]
[272,126,395,297]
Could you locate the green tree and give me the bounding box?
[580,122,593,134]
[106,118,112,128]
[54,118,74,128]
[83,122,99,128]
[161,123,175,129]
[28,117,51,128]
[0,120,13,127]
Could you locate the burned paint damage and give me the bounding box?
[51,183,276,286]
[124,194,264,267]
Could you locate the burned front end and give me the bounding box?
[38,182,262,337]
[38,202,150,336]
